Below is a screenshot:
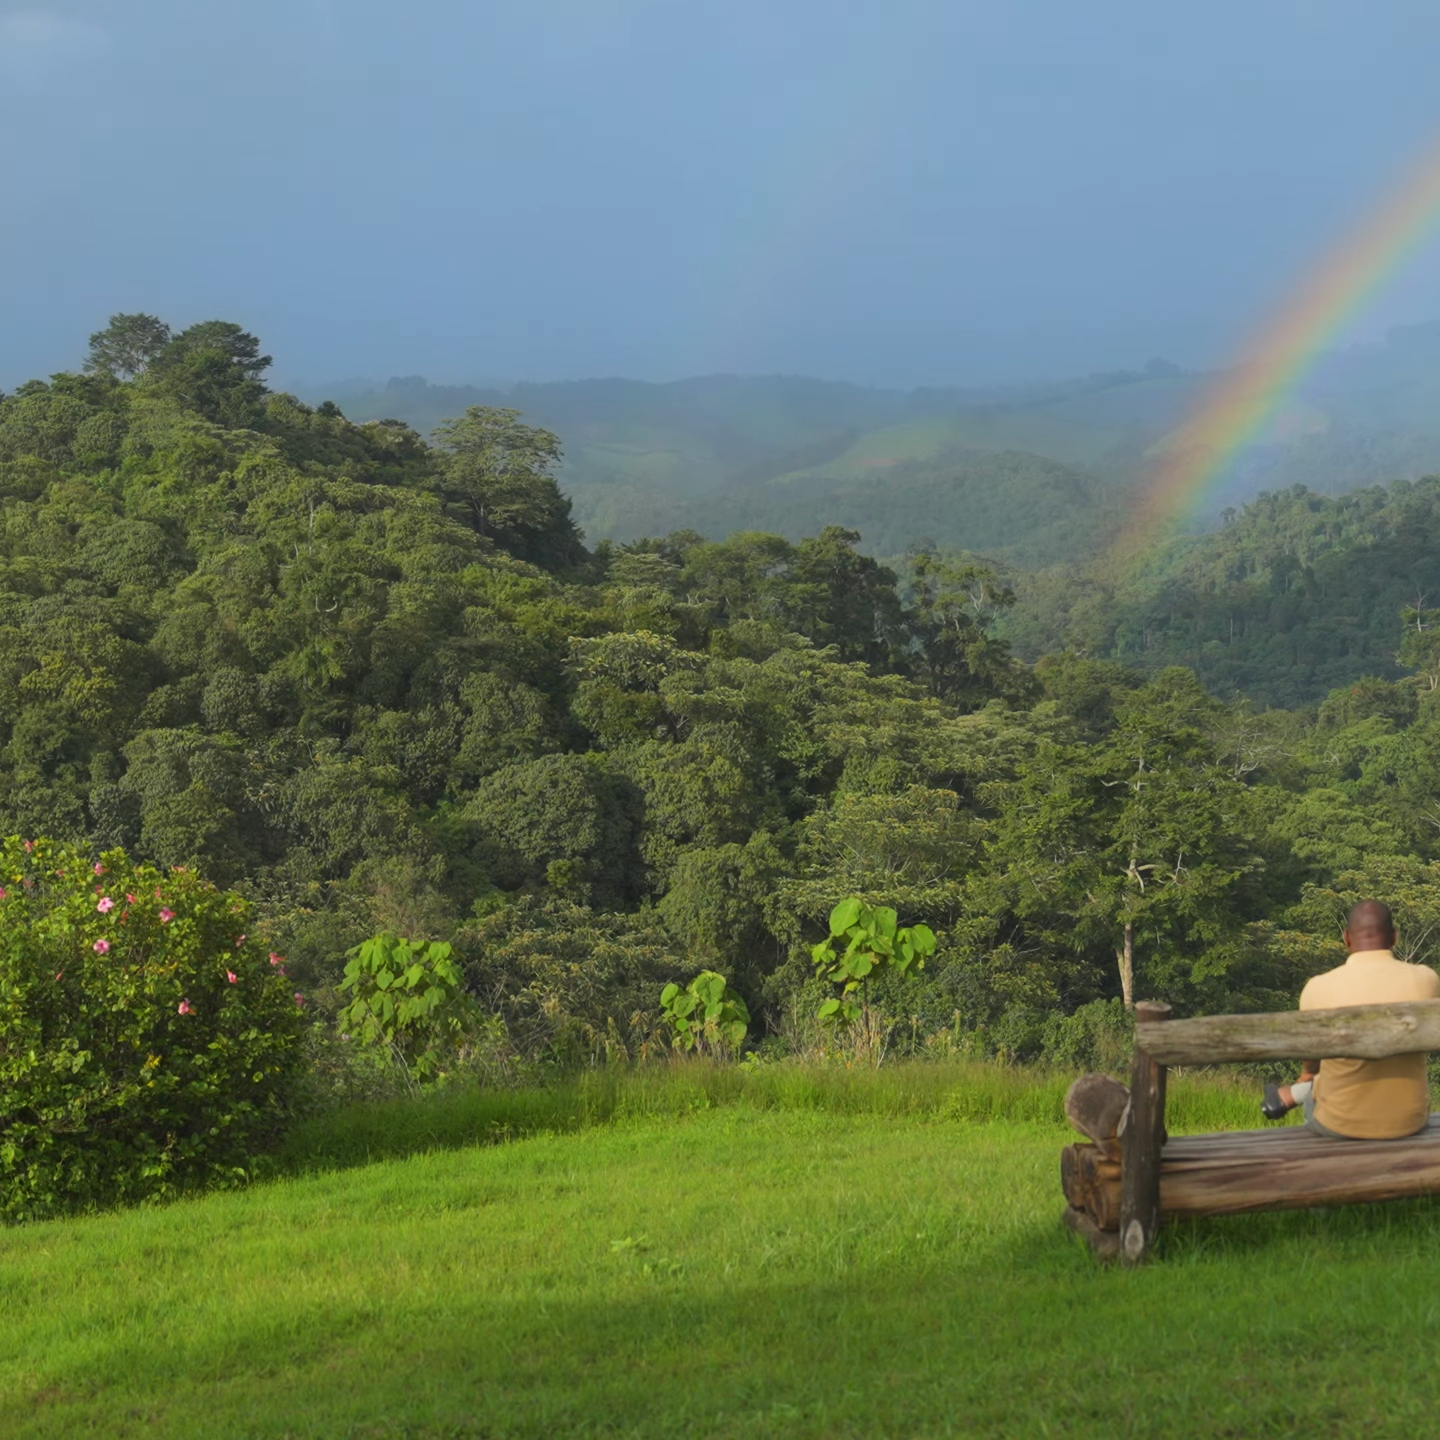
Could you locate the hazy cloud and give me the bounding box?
[0,10,109,89]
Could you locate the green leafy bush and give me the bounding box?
[338,935,472,1088]
[812,897,936,1063]
[659,971,750,1058]
[0,837,307,1221]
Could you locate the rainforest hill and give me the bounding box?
[7,312,1440,1070]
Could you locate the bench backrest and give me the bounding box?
[1135,998,1440,1066]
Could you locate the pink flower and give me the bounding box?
[234,934,246,947]
[154,887,163,899]
[293,992,305,1008]
[97,896,115,914]
[268,952,284,966]
[23,840,33,852]
[54,970,63,982]
[159,908,175,924]
[125,893,136,904]
[0,888,6,900]
[226,970,238,984]
[177,999,192,1015]
[93,862,104,876]
[93,939,110,954]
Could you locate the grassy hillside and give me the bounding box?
[8,1064,1440,1439]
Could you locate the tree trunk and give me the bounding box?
[1117,921,1134,1011]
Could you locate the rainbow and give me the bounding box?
[1121,132,1440,556]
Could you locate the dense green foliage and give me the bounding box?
[0,837,304,1220]
[812,897,936,1051]
[12,315,1440,1087]
[658,970,749,1056]
[1005,477,1440,705]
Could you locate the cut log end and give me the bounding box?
[1060,1142,1123,1229]
[1064,1072,1129,1156]
[1062,1205,1120,1261]
[1120,1218,1148,1265]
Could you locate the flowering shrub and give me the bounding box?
[0,837,307,1221]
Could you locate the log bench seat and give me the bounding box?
[1061,998,1440,1263]
[1062,1115,1440,1250]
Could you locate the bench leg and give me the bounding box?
[1119,1000,1171,1264]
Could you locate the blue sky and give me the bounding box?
[5,0,1440,388]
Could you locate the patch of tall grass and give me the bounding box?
[277,1057,1273,1176]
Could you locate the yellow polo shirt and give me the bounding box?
[1300,949,1440,1139]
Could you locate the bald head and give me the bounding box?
[1345,899,1395,953]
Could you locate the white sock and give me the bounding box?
[1290,1080,1313,1104]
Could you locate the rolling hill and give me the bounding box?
[309,324,1440,565]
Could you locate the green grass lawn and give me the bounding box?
[4,1063,1440,1438]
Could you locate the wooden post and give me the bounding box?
[1119,1000,1171,1265]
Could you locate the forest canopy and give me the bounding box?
[4,313,1440,1065]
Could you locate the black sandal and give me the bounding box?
[1261,1083,1293,1121]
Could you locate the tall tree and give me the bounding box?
[84,313,172,380]
[154,320,272,379]
[981,669,1256,1011]
[146,321,272,428]
[1090,672,1255,1008]
[907,552,1029,708]
[786,526,904,667]
[430,406,583,569]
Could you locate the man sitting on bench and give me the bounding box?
[1262,900,1440,1138]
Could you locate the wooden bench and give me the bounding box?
[1060,998,1440,1263]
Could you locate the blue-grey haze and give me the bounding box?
[4,0,1440,390]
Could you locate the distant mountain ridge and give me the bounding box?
[307,325,1440,565]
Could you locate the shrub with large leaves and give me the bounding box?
[659,970,750,1058]
[811,896,936,1062]
[338,934,472,1087]
[0,837,306,1221]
